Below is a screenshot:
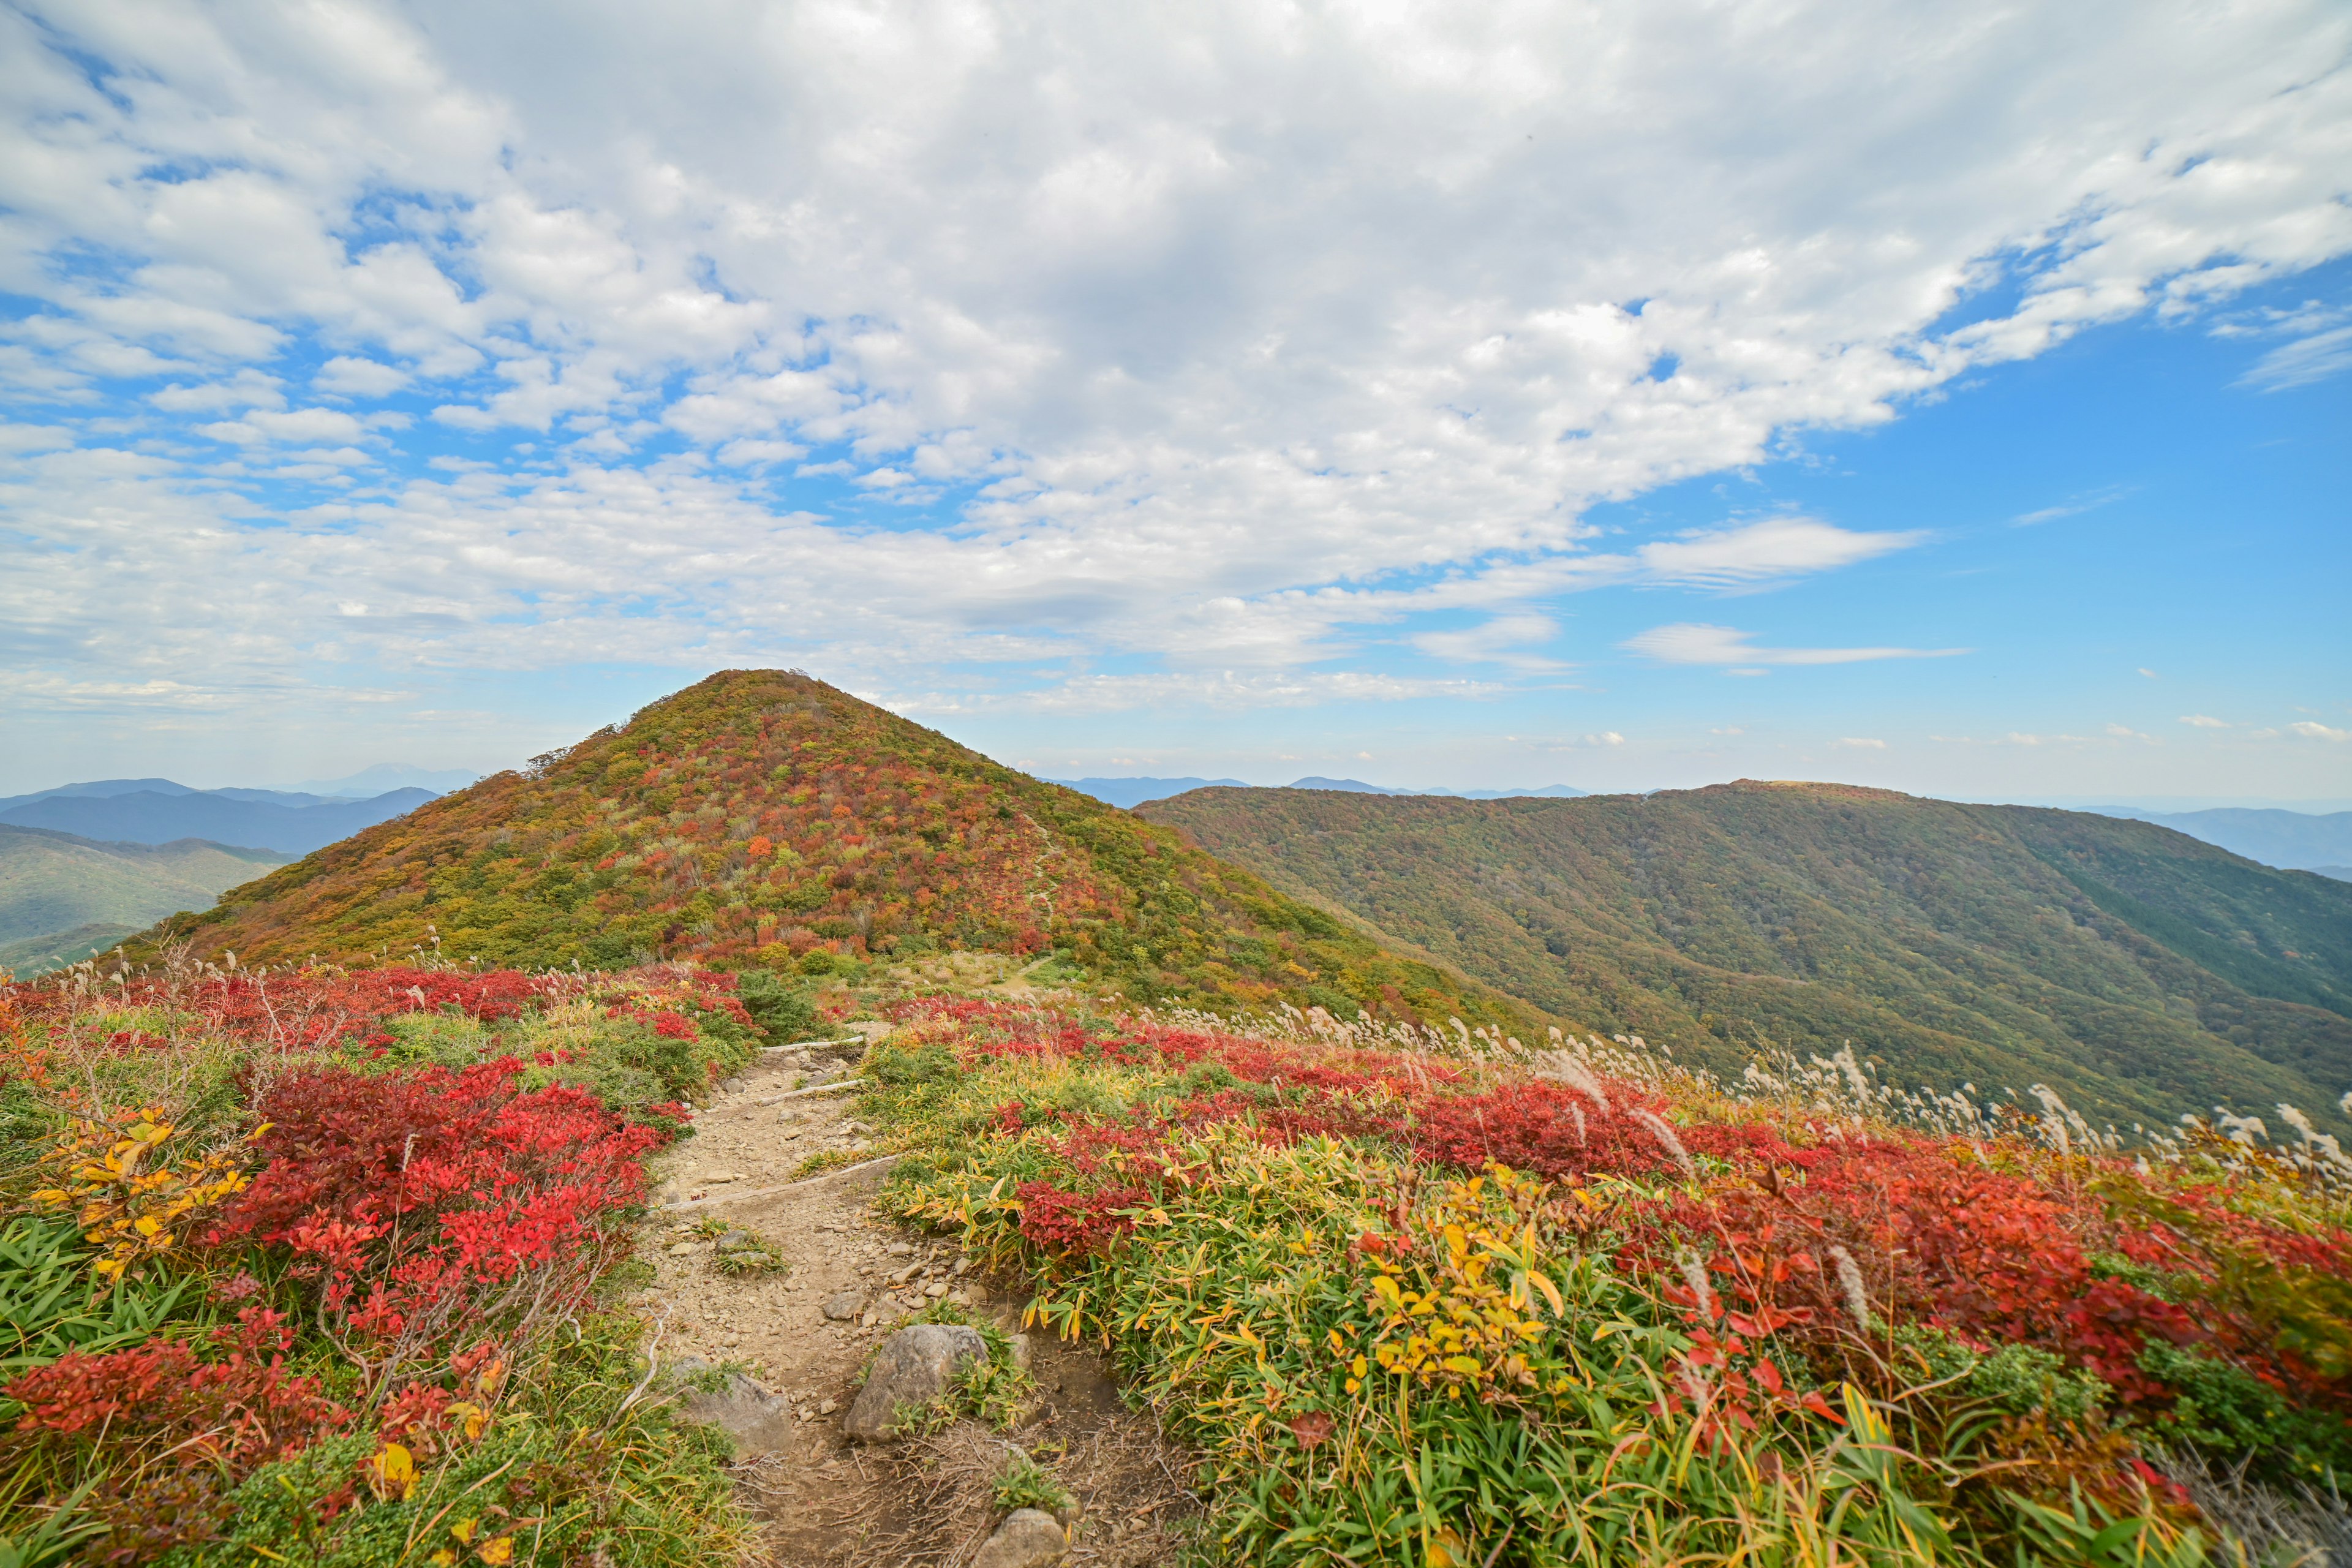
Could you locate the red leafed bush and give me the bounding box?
[1017,1180,1148,1254]
[6,1306,349,1471]
[211,1059,665,1354]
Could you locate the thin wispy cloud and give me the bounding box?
[1621,624,1969,668]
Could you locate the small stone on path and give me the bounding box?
[821,1289,866,1321]
[973,1508,1068,1568]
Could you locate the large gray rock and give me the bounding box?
[842,1324,987,1442]
[973,1509,1068,1568]
[821,1289,867,1321]
[671,1363,794,1455]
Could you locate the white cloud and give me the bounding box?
[1634,517,1921,587]
[2012,486,2132,526]
[0,0,2343,715]
[1622,623,1967,667]
[151,371,286,414]
[896,670,1505,715]
[2236,323,2352,391]
[314,356,413,398]
[1412,612,1563,669]
[2178,714,2230,727]
[2289,720,2350,742]
[1833,737,1887,749]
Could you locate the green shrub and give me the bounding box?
[869,1041,959,1087]
[2139,1343,2351,1480]
[992,1450,1072,1517]
[734,969,823,1042]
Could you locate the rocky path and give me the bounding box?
[625,1036,1197,1567]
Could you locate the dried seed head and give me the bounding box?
[1676,1249,1715,1321]
[1828,1244,1869,1330]
[1631,1108,1695,1179]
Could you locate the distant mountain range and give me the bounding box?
[1142,782,2352,1132]
[1048,775,1587,808]
[2087,806,2352,873]
[284,764,482,797]
[0,825,292,975]
[0,780,440,854]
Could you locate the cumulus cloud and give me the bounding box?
[2178,714,2230,727]
[1622,624,1967,668]
[2290,720,2351,741]
[1833,737,1888,749]
[314,356,413,398]
[0,0,2345,717]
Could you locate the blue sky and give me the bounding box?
[2,1,2347,804]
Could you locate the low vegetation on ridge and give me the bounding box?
[868,997,2352,1567]
[4,941,2348,1566]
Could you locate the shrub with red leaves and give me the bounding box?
[211,1058,665,1357]
[5,1306,349,1474]
[1017,1180,1148,1253]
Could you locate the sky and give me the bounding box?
[2,0,2347,804]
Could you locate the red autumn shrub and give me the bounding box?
[6,1306,348,1473]
[1017,1180,1148,1253]
[212,1059,665,1349]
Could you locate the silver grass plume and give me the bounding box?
[1531,1050,1611,1113]
[1632,1109,1697,1179]
[1676,1249,1715,1321]
[1828,1245,1870,1331]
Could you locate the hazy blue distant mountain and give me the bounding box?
[0,785,438,854]
[1453,785,1588,800]
[1286,778,1589,799]
[1048,775,1249,808]
[288,764,482,797]
[0,778,203,807]
[205,788,347,807]
[2318,866,2352,883]
[2089,807,2352,872]
[1052,775,1591,806]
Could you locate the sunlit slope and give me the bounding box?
[1139,780,2352,1128]
[0,825,290,962]
[156,671,1550,1033]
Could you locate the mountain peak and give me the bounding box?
[160,671,1551,1034]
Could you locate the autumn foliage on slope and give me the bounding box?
[154,669,1548,1033]
[872,998,2352,1567]
[0,961,750,1564]
[1140,779,2352,1133]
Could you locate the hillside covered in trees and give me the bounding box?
[153,671,1547,1035]
[1140,780,2352,1130]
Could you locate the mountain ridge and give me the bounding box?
[0,824,293,972]
[1139,779,2352,1131]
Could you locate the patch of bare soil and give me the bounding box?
[626,1039,1199,1566]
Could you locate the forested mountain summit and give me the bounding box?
[152,671,1548,1034]
[1139,779,2352,1130]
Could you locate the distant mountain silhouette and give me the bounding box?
[1047,775,1249,809]
[0,783,437,855]
[2091,806,2352,872]
[1050,775,1589,807]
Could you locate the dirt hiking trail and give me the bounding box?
[627,1035,1199,1567]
